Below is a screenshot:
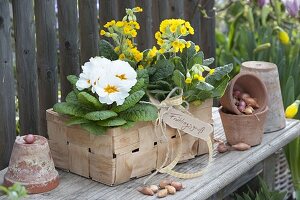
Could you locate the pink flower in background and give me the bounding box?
[283,0,300,17]
[257,0,270,7]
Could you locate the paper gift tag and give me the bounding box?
[162,107,213,141]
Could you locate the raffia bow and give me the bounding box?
[143,87,213,184]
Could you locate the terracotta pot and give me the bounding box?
[241,61,286,132]
[219,106,268,146]
[220,73,268,115]
[3,135,59,194]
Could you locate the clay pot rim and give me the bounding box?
[227,73,268,115]
[219,106,269,117]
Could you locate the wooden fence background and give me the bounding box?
[0,0,215,170]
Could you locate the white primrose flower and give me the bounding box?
[110,60,137,88]
[76,57,111,93]
[95,78,130,105]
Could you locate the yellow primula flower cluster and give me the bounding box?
[184,64,215,84]
[154,19,199,54]
[100,7,143,63]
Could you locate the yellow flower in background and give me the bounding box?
[116,21,125,27]
[197,75,205,82]
[114,46,120,53]
[104,20,116,28]
[278,30,290,45]
[195,45,200,52]
[185,77,192,84]
[119,53,125,60]
[209,69,215,75]
[100,30,106,36]
[155,32,161,40]
[133,7,143,12]
[285,100,300,118]
[180,26,187,35]
[186,41,191,48]
[138,65,144,70]
[193,74,200,80]
[148,46,158,58]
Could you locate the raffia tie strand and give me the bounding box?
[143,87,213,184]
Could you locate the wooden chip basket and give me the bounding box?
[46,99,213,186]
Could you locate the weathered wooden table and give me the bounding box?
[1,109,300,200]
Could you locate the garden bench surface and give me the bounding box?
[0,108,299,200]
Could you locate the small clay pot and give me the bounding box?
[220,73,268,115]
[4,135,59,194]
[219,106,268,146]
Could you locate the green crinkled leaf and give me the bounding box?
[203,57,215,66]
[67,75,78,85]
[97,118,127,127]
[196,81,214,91]
[81,123,106,135]
[188,51,204,69]
[130,78,145,93]
[77,92,102,109]
[181,42,196,66]
[65,91,79,104]
[205,63,233,84]
[112,90,145,113]
[84,110,118,121]
[172,70,185,88]
[99,39,118,60]
[211,76,230,98]
[156,80,172,91]
[137,69,150,85]
[120,103,158,122]
[172,56,185,74]
[66,117,90,126]
[150,59,175,82]
[53,102,88,117]
[121,121,135,129]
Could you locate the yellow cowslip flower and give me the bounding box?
[185,77,192,84]
[285,100,300,118]
[131,48,143,62]
[195,45,200,52]
[157,39,164,46]
[186,41,191,48]
[100,30,106,36]
[133,7,143,12]
[278,30,289,45]
[116,21,124,27]
[170,25,177,33]
[125,39,133,48]
[159,48,165,54]
[104,20,116,28]
[197,75,205,82]
[193,74,200,80]
[209,69,215,75]
[179,42,185,52]
[130,30,137,37]
[119,53,125,60]
[138,65,144,70]
[185,22,191,29]
[155,31,161,40]
[188,27,195,35]
[180,26,187,35]
[148,46,158,58]
[124,26,131,34]
[114,46,120,52]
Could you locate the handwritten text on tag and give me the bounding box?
[162,108,213,140]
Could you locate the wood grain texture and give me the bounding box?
[1,109,299,200]
[0,0,16,170]
[57,0,80,101]
[185,0,201,44]
[199,0,216,67]
[136,0,153,50]
[34,0,58,137]
[158,0,169,21]
[99,0,118,28]
[79,0,99,64]
[12,0,39,135]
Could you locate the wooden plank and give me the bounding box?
[1,113,299,200]
[12,0,39,135]
[78,0,99,64]
[0,0,16,170]
[99,0,118,28]
[158,0,169,21]
[185,0,201,44]
[34,0,58,137]
[117,0,135,20]
[136,0,153,50]
[57,0,80,101]
[169,0,184,18]
[199,0,216,66]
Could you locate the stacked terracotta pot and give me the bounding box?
[219,73,269,146]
